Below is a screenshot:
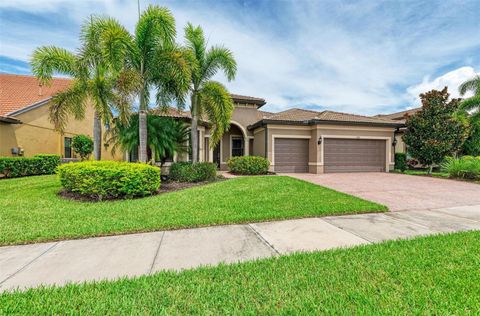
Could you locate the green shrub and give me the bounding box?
[394,153,407,172]
[72,135,94,160]
[57,161,160,200]
[169,162,217,182]
[441,156,480,180]
[0,154,60,178]
[227,156,270,175]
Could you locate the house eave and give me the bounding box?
[248,119,405,130]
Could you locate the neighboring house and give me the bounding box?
[376,108,421,155]
[155,98,404,174]
[0,74,120,160]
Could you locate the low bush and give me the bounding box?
[0,154,60,178]
[57,161,160,200]
[169,162,217,182]
[441,156,480,180]
[227,156,270,175]
[394,153,407,172]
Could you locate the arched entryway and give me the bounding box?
[212,120,249,169]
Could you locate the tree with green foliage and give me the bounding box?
[30,17,137,160]
[95,5,192,163]
[72,135,94,160]
[184,23,237,162]
[106,115,189,166]
[458,75,480,156]
[403,88,469,173]
[462,121,480,156]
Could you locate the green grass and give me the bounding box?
[394,169,480,184]
[402,169,450,178]
[0,175,386,246]
[1,231,479,314]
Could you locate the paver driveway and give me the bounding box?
[287,172,480,211]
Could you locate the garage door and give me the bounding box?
[274,138,309,173]
[324,138,386,173]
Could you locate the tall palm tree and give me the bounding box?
[97,5,192,163]
[184,23,237,162]
[459,75,480,123]
[30,17,136,160]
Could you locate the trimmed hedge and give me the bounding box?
[169,162,217,182]
[57,161,160,200]
[394,153,407,172]
[441,156,480,180]
[227,156,270,175]
[0,154,60,178]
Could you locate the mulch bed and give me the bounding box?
[58,177,227,202]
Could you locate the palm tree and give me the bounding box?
[184,23,237,162]
[106,115,189,166]
[459,75,480,123]
[30,17,136,160]
[97,5,192,163]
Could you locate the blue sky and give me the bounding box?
[1,0,479,115]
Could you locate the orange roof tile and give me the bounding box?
[0,74,72,116]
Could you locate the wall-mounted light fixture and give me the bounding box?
[392,138,397,147]
[317,137,322,145]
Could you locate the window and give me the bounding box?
[231,137,244,157]
[64,137,72,158]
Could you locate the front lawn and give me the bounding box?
[1,231,479,314]
[0,175,386,246]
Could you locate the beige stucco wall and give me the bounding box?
[0,102,121,160]
[253,128,265,157]
[230,105,262,137]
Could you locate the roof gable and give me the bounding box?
[0,74,72,116]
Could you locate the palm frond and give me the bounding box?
[48,80,89,132]
[459,76,480,96]
[203,45,237,81]
[135,5,176,67]
[30,46,77,85]
[199,81,234,146]
[95,16,137,72]
[460,95,480,112]
[184,23,206,85]
[153,45,193,107]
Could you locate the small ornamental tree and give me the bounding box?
[72,135,94,160]
[403,87,469,173]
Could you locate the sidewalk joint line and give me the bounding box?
[322,217,376,243]
[0,241,60,287]
[247,224,280,255]
[149,231,165,274]
[318,218,371,244]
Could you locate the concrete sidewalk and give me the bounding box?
[1,205,480,292]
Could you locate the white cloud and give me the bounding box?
[1,0,480,115]
[406,67,479,105]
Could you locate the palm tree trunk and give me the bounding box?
[93,111,102,160]
[139,110,148,163]
[191,92,199,163]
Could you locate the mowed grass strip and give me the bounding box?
[1,231,479,314]
[0,175,386,246]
